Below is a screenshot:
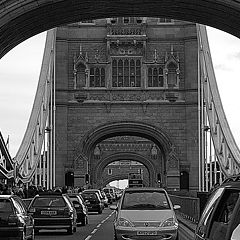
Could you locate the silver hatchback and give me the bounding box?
[110,188,180,240]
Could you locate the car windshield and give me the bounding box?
[121,190,170,210]
[32,197,66,207]
[0,199,13,213]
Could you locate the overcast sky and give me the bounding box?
[0,26,240,159]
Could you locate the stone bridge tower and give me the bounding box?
[55,17,198,192]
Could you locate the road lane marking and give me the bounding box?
[85,236,92,240]
[91,229,97,234]
[86,211,115,239]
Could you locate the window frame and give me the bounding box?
[89,66,106,88]
[147,65,165,88]
[111,57,142,88]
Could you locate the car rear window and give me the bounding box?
[32,197,66,207]
[121,190,170,210]
[82,193,97,200]
[0,199,13,213]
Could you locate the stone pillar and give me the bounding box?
[166,147,180,191]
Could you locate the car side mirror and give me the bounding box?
[110,205,118,211]
[173,205,181,210]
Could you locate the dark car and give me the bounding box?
[0,195,34,240]
[28,192,77,234]
[195,175,240,240]
[105,192,114,204]
[81,191,103,214]
[68,193,88,226]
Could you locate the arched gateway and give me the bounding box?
[73,122,180,190]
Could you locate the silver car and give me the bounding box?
[110,187,180,240]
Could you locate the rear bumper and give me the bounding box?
[86,204,101,212]
[0,227,24,239]
[34,217,73,230]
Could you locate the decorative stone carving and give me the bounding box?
[167,145,179,170]
[74,153,88,169]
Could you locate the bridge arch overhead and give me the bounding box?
[94,152,154,188]
[1,0,240,58]
[78,121,173,159]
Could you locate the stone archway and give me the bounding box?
[74,121,180,190]
[1,0,240,58]
[94,152,155,188]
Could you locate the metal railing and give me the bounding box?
[197,24,240,192]
[170,194,200,223]
[13,29,55,184]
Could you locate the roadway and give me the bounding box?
[35,207,194,240]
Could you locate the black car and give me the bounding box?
[0,195,34,240]
[195,175,240,240]
[81,191,103,214]
[68,193,88,226]
[28,192,77,234]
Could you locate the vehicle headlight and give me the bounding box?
[116,218,134,227]
[161,217,178,227]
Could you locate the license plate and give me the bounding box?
[41,210,57,215]
[137,231,157,236]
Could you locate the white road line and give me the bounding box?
[91,229,98,234]
[97,224,101,228]
[85,235,92,240]
[101,220,105,223]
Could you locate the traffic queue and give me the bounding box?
[0,185,119,239]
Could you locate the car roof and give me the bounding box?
[0,195,13,199]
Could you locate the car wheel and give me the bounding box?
[82,216,87,226]
[67,225,74,235]
[175,232,179,240]
[29,228,35,240]
[34,229,39,235]
[98,209,102,214]
[21,230,26,240]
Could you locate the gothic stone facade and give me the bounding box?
[55,18,199,192]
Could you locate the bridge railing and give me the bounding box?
[13,29,55,183]
[197,24,240,181]
[169,194,200,223]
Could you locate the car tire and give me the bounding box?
[82,216,87,226]
[21,230,26,240]
[29,228,35,240]
[98,209,102,214]
[34,229,39,235]
[175,232,179,240]
[67,225,74,235]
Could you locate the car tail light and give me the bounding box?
[64,208,74,218]
[28,208,36,214]
[8,215,22,226]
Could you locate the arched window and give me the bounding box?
[112,58,141,87]
[148,66,164,87]
[76,63,86,88]
[89,67,105,87]
[167,62,177,88]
